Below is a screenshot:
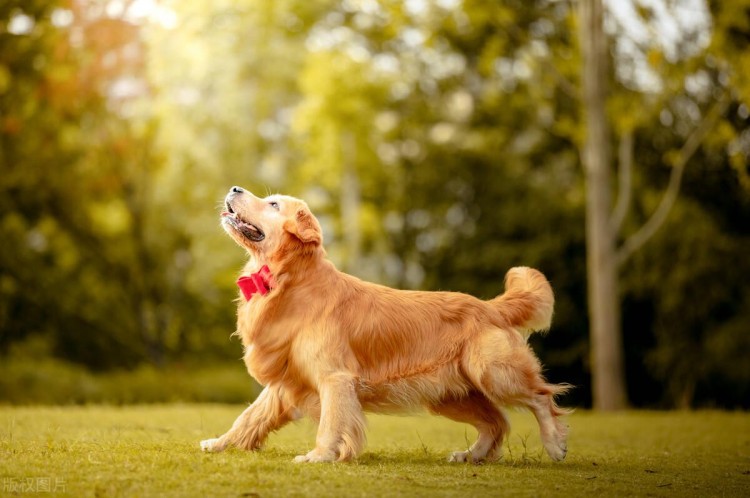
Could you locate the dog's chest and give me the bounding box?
[236,301,267,346]
[243,340,291,385]
[242,319,305,385]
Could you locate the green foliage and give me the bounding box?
[0,0,239,369]
[623,199,750,408]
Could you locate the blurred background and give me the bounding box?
[0,0,748,409]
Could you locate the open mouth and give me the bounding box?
[222,202,265,242]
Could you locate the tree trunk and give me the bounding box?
[579,0,628,410]
[341,132,362,274]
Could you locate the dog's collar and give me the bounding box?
[237,265,274,301]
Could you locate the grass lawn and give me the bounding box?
[1,405,748,497]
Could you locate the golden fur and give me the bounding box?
[200,187,570,463]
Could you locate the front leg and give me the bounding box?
[294,373,366,463]
[201,385,295,452]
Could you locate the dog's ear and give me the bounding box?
[284,207,322,245]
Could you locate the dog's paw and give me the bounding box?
[543,437,567,462]
[448,450,482,464]
[200,438,226,453]
[293,449,337,463]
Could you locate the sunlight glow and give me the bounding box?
[106,0,178,29]
[7,12,34,35]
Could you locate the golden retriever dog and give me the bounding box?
[200,186,570,463]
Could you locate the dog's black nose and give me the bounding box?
[230,186,244,194]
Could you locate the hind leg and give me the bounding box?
[429,391,510,463]
[465,335,569,461]
[480,364,569,461]
[527,388,569,461]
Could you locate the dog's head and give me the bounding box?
[221,186,322,261]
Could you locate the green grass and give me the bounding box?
[0,406,748,497]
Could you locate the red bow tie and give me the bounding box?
[237,265,274,301]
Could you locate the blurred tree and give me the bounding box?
[578,0,748,410]
[0,0,229,368]
[146,0,333,280]
[579,0,627,411]
[294,49,391,275]
[619,0,750,407]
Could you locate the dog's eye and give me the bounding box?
[269,201,280,210]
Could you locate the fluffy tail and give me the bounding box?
[491,267,554,339]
